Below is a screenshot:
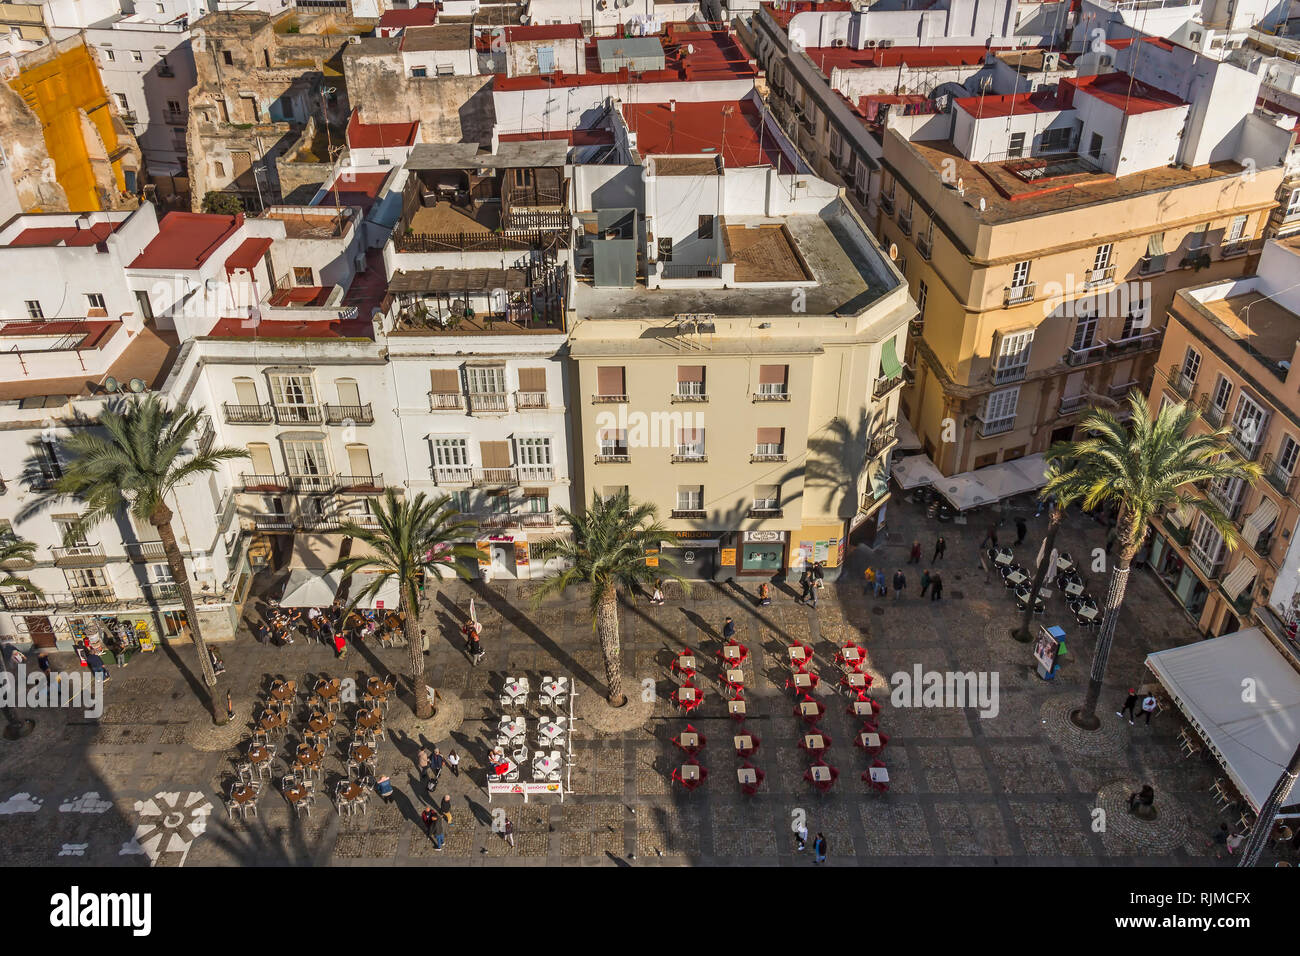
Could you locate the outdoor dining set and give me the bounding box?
[990,547,1100,626]
[225,673,397,821]
[488,675,572,785]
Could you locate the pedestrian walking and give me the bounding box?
[502,817,516,849]
[430,807,446,850]
[809,581,820,610]
[417,746,432,784]
[920,568,932,597]
[440,794,453,822]
[933,537,946,563]
[875,570,888,598]
[978,549,991,584]
[85,651,110,683]
[428,747,444,790]
[374,775,395,803]
[1206,822,1233,859]
[813,832,827,864]
[1140,694,1158,725]
[37,651,54,684]
[892,569,906,599]
[1117,688,1139,724]
[1015,517,1027,545]
[464,620,485,665]
[758,582,772,606]
[930,571,943,601]
[863,566,876,596]
[447,750,460,777]
[421,806,438,840]
[908,540,922,565]
[812,561,825,584]
[722,616,736,640]
[980,526,998,551]
[332,631,348,660]
[795,823,808,852]
[798,569,812,603]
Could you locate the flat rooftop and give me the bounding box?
[900,136,1248,223]
[129,212,242,270]
[1,218,126,248]
[627,100,796,172]
[400,24,472,52]
[261,206,355,239]
[1197,292,1299,368]
[0,325,179,402]
[569,207,890,320]
[805,43,1016,75]
[347,113,419,149]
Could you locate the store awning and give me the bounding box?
[347,571,401,611]
[895,415,922,452]
[1146,628,1300,817]
[280,568,343,607]
[933,453,1050,511]
[880,339,902,379]
[891,453,945,490]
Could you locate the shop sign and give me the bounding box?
[742,530,786,543]
[720,548,736,566]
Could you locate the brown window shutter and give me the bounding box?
[517,367,547,392]
[756,427,784,444]
[678,426,701,443]
[430,369,461,394]
[597,366,625,395]
[758,364,787,385]
[677,365,704,383]
[522,487,548,498]
[479,441,511,469]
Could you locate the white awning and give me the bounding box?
[1241,495,1280,550]
[895,415,922,452]
[933,453,1050,512]
[1146,628,1300,816]
[1221,559,1258,601]
[280,568,343,607]
[347,571,401,611]
[891,453,945,490]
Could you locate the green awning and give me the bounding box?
[880,338,902,379]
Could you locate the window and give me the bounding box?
[1278,435,1300,475]
[1071,313,1099,352]
[757,365,788,398]
[676,366,706,398]
[1119,307,1147,340]
[601,486,628,504]
[283,440,328,476]
[1011,260,1031,289]
[524,489,549,513]
[465,365,506,395]
[1181,346,1201,384]
[676,486,704,511]
[1007,131,1025,158]
[270,373,316,422]
[86,293,106,311]
[993,329,1034,384]
[914,280,928,332]
[1287,187,1300,217]
[1211,375,1233,415]
[595,366,626,400]
[35,440,62,486]
[515,437,552,466]
[1227,214,1247,242]
[1041,126,1070,151]
[114,93,129,110]
[167,99,182,113]
[1189,222,1211,250]
[104,49,115,61]
[433,437,469,468]
[698,215,714,240]
[755,428,785,458]
[675,427,706,459]
[292,267,313,285]
[1232,393,1267,451]
[213,161,225,178]
[1088,132,1103,159]
[411,67,427,77]
[1092,243,1112,272]
[131,50,143,62]
[753,484,780,511]
[222,50,233,65]
[598,429,629,458]
[54,517,89,549]
[657,237,673,262]
[1191,513,1226,570]
[25,300,42,320]
[980,386,1020,434]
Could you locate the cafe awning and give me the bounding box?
[225,237,273,278]
[933,453,1050,511]
[347,571,401,611]
[280,568,343,607]
[1146,628,1300,817]
[891,453,945,490]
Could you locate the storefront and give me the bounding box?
[661,531,722,580]
[738,530,788,576]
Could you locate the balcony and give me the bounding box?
[467,392,509,415]
[671,509,706,519]
[592,393,628,404]
[1058,394,1089,416]
[747,507,783,519]
[868,423,898,459]
[879,194,895,215]
[1221,239,1250,258]
[916,233,933,260]
[1107,328,1163,355]
[0,590,50,612]
[519,511,557,528]
[1084,264,1116,288]
[289,473,338,494]
[860,489,890,517]
[750,450,787,463]
[126,541,167,562]
[70,586,118,609]
[1228,429,1264,462]
[51,543,106,567]
[671,450,709,463]
[1004,283,1036,307]
[323,403,374,425]
[753,389,790,402]
[431,465,473,485]
[978,417,1016,438]
[1065,342,1108,367]
[428,392,464,411]
[252,514,295,532]
[476,512,518,530]
[1264,454,1297,497]
[595,451,631,463]
[873,370,908,399]
[517,465,555,482]
[1138,254,1166,275]
[241,473,291,492]
[273,404,324,425]
[515,391,548,410]
[1188,546,1224,581]
[909,317,924,337]
[163,109,187,125]
[1198,394,1227,428]
[897,213,912,237]
[1204,484,1242,521]
[143,581,183,604]
[338,474,384,493]
[671,388,709,403]
[1168,365,1197,400]
[1109,380,1140,401]
[472,467,519,487]
[223,402,273,424]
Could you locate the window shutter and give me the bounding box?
[756,427,784,445]
[677,365,705,383]
[597,366,625,395]
[479,441,511,469]
[758,364,787,385]
[517,368,547,392]
[430,369,461,394]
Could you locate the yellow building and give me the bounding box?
[7,36,139,211]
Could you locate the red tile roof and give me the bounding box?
[321,171,391,215]
[377,4,437,28]
[206,316,376,339]
[626,99,795,171]
[347,112,419,149]
[763,1,853,29]
[0,319,118,349]
[225,237,273,277]
[953,88,1068,119]
[804,44,1012,74]
[129,212,244,270]
[498,128,616,146]
[7,221,122,247]
[505,24,584,42]
[1065,72,1185,115]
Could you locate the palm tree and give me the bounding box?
[333,490,478,719]
[1045,392,1262,730]
[1011,462,1084,643]
[0,536,43,739]
[1238,742,1300,867]
[533,490,686,707]
[54,396,248,722]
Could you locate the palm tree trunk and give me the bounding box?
[402,585,433,719]
[1238,742,1300,867]
[1071,545,1136,730]
[151,502,222,723]
[596,585,625,707]
[1013,506,1063,642]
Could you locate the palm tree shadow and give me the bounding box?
[465,581,600,690]
[157,633,217,716]
[206,814,334,866]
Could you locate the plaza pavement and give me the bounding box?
[0,494,1282,867]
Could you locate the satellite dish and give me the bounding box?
[686,43,695,54]
[519,13,529,23]
[888,242,899,261]
[979,197,986,212]
[103,376,120,393]
[128,378,146,393]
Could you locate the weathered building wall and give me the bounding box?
[344,45,494,146]
[0,81,69,212]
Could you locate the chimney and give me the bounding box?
[669,99,676,112]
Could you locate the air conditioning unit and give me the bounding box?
[1189,30,1202,43]
[348,35,361,44]
[1042,51,1059,70]
[865,39,877,47]
[832,38,846,47]
[879,39,893,48]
